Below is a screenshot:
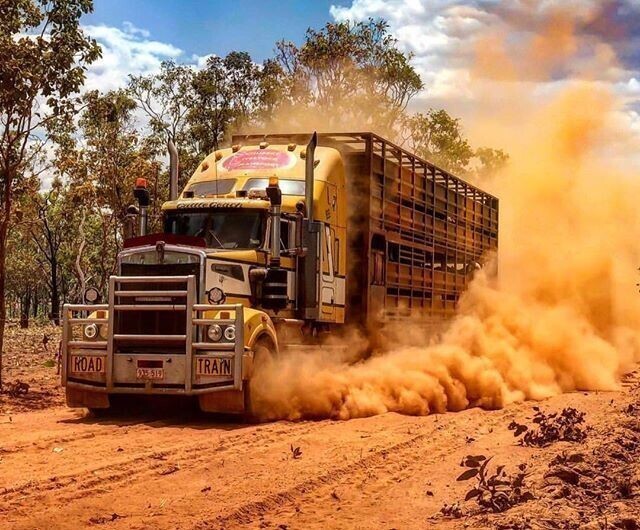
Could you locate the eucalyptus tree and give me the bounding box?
[0,0,100,386]
[272,19,423,137]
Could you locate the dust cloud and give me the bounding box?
[250,3,640,421]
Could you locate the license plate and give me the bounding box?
[195,357,233,377]
[136,367,164,380]
[70,355,105,374]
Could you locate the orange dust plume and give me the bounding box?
[250,2,640,421]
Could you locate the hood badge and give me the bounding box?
[156,241,166,264]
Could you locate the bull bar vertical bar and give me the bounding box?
[106,276,115,391]
[185,275,195,392]
[61,306,70,383]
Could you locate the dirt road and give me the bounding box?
[2,373,640,530]
[1,326,639,529]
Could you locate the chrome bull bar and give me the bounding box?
[61,275,245,395]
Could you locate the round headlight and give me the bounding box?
[208,287,226,305]
[208,324,223,342]
[84,323,98,340]
[84,287,101,304]
[223,325,236,341]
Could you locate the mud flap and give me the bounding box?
[198,390,244,414]
[66,387,110,409]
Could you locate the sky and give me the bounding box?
[81,0,640,161]
[84,0,348,63]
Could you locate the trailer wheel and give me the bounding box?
[243,336,276,422]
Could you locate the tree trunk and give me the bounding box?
[0,210,9,390]
[19,288,31,328]
[75,210,87,299]
[33,289,39,319]
[0,167,12,389]
[50,260,60,325]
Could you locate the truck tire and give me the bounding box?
[88,407,110,417]
[243,337,276,422]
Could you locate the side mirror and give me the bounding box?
[248,267,267,305]
[283,206,305,257]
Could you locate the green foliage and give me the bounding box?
[406,110,475,174]
[189,51,266,155]
[271,19,423,136]
[474,147,510,179]
[457,455,534,514]
[52,89,160,295]
[129,61,195,186]
[406,109,509,177]
[0,0,100,385]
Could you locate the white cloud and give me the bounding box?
[331,0,640,173]
[122,21,151,39]
[191,53,214,69]
[83,23,185,92]
[330,0,640,108]
[330,1,498,105]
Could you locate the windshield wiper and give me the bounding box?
[207,229,225,248]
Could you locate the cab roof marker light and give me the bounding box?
[248,189,268,200]
[300,149,306,159]
[215,151,223,161]
[201,161,209,172]
[232,144,240,152]
[287,143,296,151]
[259,141,268,149]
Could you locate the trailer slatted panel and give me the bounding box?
[233,132,498,327]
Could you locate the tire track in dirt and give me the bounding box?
[196,432,434,529]
[1,424,136,455]
[0,413,226,455]
[199,409,518,529]
[0,418,329,517]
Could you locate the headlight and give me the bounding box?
[83,287,100,304]
[84,323,98,340]
[208,287,226,305]
[223,325,236,341]
[208,324,222,342]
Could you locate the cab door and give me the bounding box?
[320,224,336,320]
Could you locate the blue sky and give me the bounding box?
[79,0,640,161]
[85,0,348,61]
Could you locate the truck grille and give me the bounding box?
[114,265,200,354]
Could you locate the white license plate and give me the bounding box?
[136,367,164,380]
[195,357,233,377]
[70,355,105,374]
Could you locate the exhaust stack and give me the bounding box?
[168,139,179,201]
[305,132,317,217]
[265,177,282,266]
[300,132,320,320]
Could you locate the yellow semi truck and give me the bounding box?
[61,132,498,415]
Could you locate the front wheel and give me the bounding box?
[88,407,111,418]
[243,337,276,422]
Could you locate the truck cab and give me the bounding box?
[62,134,346,414]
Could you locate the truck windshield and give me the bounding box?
[163,210,264,249]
